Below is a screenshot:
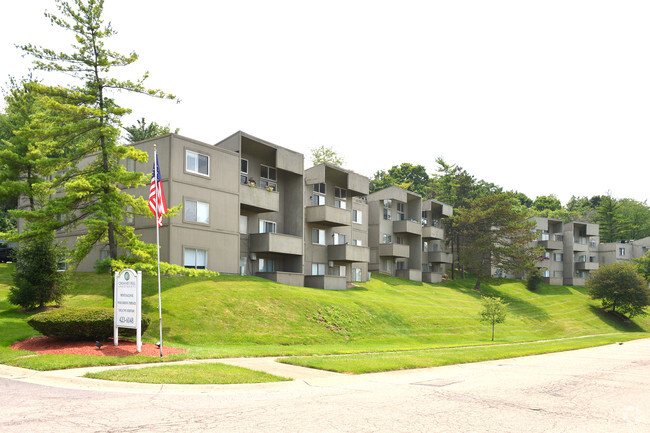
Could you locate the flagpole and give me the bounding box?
[154,144,163,358]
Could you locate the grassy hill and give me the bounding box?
[2,262,648,368]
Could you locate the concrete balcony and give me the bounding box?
[422,226,444,240]
[304,275,347,290]
[426,251,452,264]
[422,271,444,283]
[256,271,304,287]
[396,269,422,282]
[572,242,588,252]
[328,244,370,263]
[305,205,351,227]
[240,184,279,213]
[393,220,422,236]
[538,239,563,250]
[249,233,302,256]
[575,261,598,271]
[378,243,410,258]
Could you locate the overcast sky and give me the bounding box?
[1,1,648,205]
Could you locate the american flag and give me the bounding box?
[149,155,167,227]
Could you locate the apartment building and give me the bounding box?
[303,163,371,290]
[368,186,423,281]
[215,131,306,287]
[66,133,242,273]
[598,237,650,266]
[529,217,600,286]
[421,199,453,283]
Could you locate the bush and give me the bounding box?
[8,233,69,309]
[526,268,544,292]
[27,307,151,341]
[587,262,650,318]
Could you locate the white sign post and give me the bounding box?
[114,269,142,352]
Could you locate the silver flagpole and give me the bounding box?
[154,144,163,357]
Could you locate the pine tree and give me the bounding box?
[15,0,176,266]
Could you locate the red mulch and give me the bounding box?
[11,336,187,357]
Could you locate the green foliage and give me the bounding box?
[512,191,533,208]
[310,145,344,167]
[108,257,220,277]
[634,252,650,282]
[27,307,150,340]
[479,296,507,341]
[454,193,542,289]
[370,163,430,197]
[13,0,177,268]
[8,233,69,309]
[587,262,650,318]
[533,195,562,212]
[526,268,544,292]
[124,117,177,143]
[618,199,650,240]
[596,195,623,243]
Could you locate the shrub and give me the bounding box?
[8,233,69,309]
[587,262,650,318]
[526,268,544,292]
[27,307,151,341]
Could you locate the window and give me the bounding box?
[239,215,248,234]
[383,208,392,221]
[352,268,362,282]
[259,258,275,272]
[619,248,626,256]
[542,269,550,278]
[333,233,346,245]
[578,255,587,262]
[338,266,346,277]
[312,183,325,206]
[186,150,209,176]
[352,210,362,224]
[240,257,247,276]
[540,231,550,241]
[381,258,392,272]
[495,268,506,278]
[589,240,597,248]
[312,263,326,275]
[396,261,405,270]
[554,253,563,262]
[397,203,405,221]
[125,206,134,225]
[382,233,392,244]
[57,260,68,272]
[312,228,325,245]
[185,199,209,224]
[259,220,277,234]
[261,165,277,181]
[126,158,136,172]
[395,236,404,245]
[184,248,207,269]
[384,200,391,208]
[240,158,248,184]
[423,241,428,252]
[422,263,430,273]
[335,187,347,209]
[351,239,362,246]
[542,252,551,259]
[589,256,597,263]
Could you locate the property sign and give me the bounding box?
[114,269,142,352]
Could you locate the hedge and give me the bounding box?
[27,307,150,341]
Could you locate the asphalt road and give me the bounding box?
[2,339,649,432]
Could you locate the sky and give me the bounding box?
[1,1,649,205]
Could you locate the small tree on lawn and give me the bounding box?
[8,232,69,310]
[586,262,650,318]
[479,296,507,341]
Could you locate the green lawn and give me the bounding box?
[85,362,290,384]
[1,263,648,373]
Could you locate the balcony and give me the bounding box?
[256,271,304,287]
[304,275,347,290]
[427,251,452,264]
[239,184,279,213]
[305,205,351,227]
[328,244,370,263]
[396,269,422,282]
[393,220,422,236]
[422,225,444,240]
[422,272,444,284]
[378,243,410,258]
[539,239,563,250]
[249,233,302,256]
[575,261,598,271]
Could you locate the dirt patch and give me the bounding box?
[11,336,187,357]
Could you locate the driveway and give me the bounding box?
[1,338,649,432]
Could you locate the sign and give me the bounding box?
[114,269,142,352]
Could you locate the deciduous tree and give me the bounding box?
[586,262,650,318]
[479,296,507,341]
[310,145,344,167]
[124,117,177,143]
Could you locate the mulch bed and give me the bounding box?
[11,336,187,357]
